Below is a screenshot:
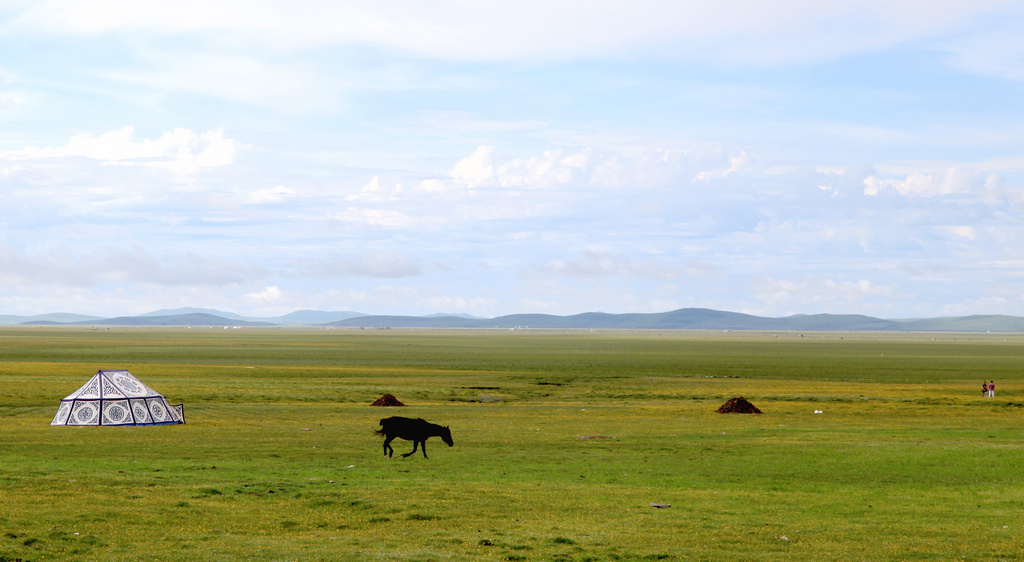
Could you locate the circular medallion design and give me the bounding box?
[76,406,95,423]
[108,405,126,421]
[116,376,141,394]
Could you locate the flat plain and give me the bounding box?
[1,327,1022,561]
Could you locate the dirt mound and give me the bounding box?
[716,396,762,414]
[371,394,406,407]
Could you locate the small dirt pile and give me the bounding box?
[371,394,406,407]
[716,396,762,414]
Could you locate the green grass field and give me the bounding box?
[1,327,1022,560]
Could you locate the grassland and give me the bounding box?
[1,327,1022,561]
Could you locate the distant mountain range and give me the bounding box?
[4,307,1024,331]
[0,308,365,327]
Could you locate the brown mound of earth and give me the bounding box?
[716,396,762,414]
[371,394,406,407]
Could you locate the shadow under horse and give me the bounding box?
[375,416,453,458]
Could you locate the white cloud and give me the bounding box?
[863,166,996,197]
[450,146,497,189]
[449,145,585,189]
[417,179,449,194]
[248,185,297,204]
[244,285,282,303]
[695,151,751,181]
[946,226,977,239]
[0,126,239,175]
[752,276,897,313]
[448,145,591,190]
[442,144,744,191]
[347,176,405,202]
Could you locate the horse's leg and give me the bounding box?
[383,436,394,458]
[402,440,419,458]
[421,440,429,459]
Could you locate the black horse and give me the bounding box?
[375,416,453,458]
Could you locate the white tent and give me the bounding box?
[51,370,185,426]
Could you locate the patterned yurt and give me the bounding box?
[51,370,185,426]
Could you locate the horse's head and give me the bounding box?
[441,426,454,447]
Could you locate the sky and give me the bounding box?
[1,0,1024,319]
